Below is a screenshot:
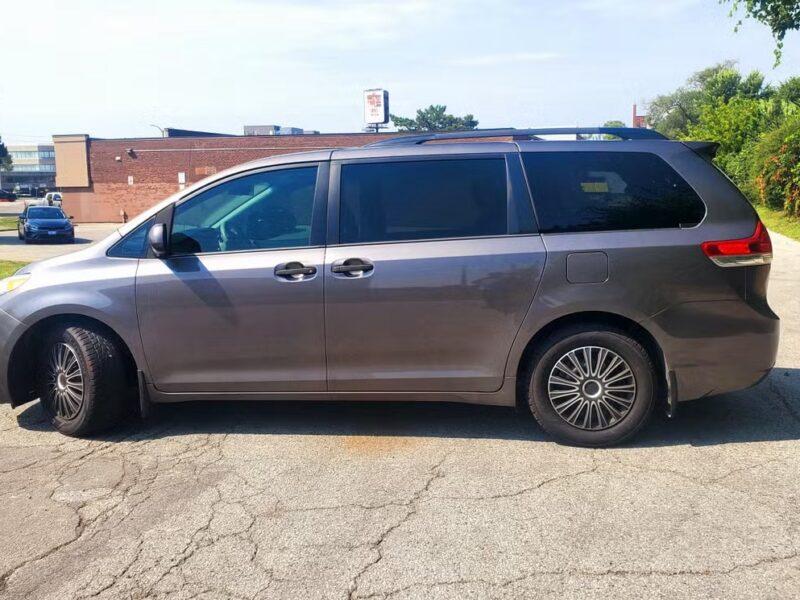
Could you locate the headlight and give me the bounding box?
[0,275,31,296]
[27,223,39,231]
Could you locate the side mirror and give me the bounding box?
[148,223,169,258]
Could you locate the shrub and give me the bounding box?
[750,116,800,217]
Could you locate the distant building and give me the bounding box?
[243,125,319,136]
[53,131,401,222]
[0,144,57,194]
[632,104,648,128]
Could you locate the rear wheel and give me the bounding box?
[526,325,656,447]
[39,325,129,436]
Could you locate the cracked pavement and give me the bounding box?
[1,233,799,600]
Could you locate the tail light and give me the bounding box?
[701,222,772,267]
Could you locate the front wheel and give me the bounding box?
[526,326,656,447]
[39,325,129,436]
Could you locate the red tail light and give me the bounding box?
[701,222,773,267]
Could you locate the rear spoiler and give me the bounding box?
[683,141,719,160]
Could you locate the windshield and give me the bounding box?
[28,207,66,219]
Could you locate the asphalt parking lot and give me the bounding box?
[0,233,798,600]
[0,204,119,262]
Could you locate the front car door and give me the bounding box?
[136,161,329,394]
[324,148,546,393]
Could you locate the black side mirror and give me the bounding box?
[148,223,169,258]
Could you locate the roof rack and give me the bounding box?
[366,127,668,147]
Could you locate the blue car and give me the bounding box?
[17,206,75,244]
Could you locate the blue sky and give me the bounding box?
[1,0,799,143]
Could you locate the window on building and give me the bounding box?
[339,158,508,244]
[170,166,318,254]
[522,152,706,233]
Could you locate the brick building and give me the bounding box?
[53,131,400,223]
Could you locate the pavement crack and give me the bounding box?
[347,452,450,600]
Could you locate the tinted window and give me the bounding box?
[339,158,508,244]
[108,217,155,258]
[522,152,706,233]
[28,207,66,219]
[171,166,318,254]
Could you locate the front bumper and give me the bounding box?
[0,307,27,405]
[649,299,779,402]
[25,229,73,241]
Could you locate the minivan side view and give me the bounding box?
[0,128,779,446]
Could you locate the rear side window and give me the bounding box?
[522,152,706,233]
[339,158,508,244]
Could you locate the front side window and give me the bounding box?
[522,152,706,233]
[108,217,155,258]
[339,158,508,244]
[170,166,318,254]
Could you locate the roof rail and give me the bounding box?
[366,127,668,147]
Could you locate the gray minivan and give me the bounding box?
[0,128,779,446]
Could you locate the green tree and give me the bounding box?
[776,76,800,103]
[602,120,627,139]
[0,136,12,172]
[390,104,479,132]
[647,62,772,138]
[721,0,800,65]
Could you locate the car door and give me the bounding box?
[136,162,329,393]
[324,152,547,393]
[18,208,27,236]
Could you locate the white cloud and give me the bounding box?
[447,52,561,67]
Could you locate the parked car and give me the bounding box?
[43,192,63,207]
[25,192,60,207]
[0,189,17,201]
[0,127,779,446]
[17,205,75,244]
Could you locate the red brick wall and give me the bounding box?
[64,133,400,222]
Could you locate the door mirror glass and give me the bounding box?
[148,223,169,257]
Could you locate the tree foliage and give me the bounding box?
[390,104,478,132]
[721,0,800,65]
[646,61,773,138]
[0,137,12,172]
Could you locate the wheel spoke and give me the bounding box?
[45,343,84,420]
[548,345,637,431]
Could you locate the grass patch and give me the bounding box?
[0,216,18,231]
[756,205,800,243]
[0,260,28,279]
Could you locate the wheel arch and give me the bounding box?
[7,313,139,407]
[513,311,667,410]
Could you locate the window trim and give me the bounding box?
[138,161,328,259]
[328,153,536,248]
[520,150,708,235]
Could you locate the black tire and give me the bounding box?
[526,325,656,447]
[38,325,128,436]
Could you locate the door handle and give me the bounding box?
[275,262,317,278]
[331,259,374,275]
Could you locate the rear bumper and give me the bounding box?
[649,299,779,402]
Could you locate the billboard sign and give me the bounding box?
[364,89,389,125]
